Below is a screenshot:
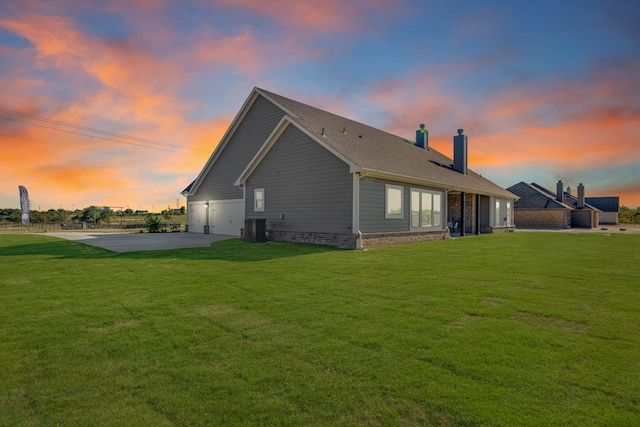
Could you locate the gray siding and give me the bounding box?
[359,177,409,232]
[190,95,284,201]
[479,195,490,227]
[359,177,445,233]
[245,125,353,233]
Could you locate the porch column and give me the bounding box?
[476,194,481,235]
[460,192,466,236]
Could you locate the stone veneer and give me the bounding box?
[267,229,450,250]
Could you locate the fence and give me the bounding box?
[0,222,183,232]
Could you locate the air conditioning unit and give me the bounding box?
[244,218,267,243]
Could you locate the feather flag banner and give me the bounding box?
[19,185,30,227]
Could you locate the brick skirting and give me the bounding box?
[267,229,450,250]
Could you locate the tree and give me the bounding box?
[161,207,174,224]
[619,206,640,224]
[144,213,162,233]
[179,206,186,215]
[74,206,113,225]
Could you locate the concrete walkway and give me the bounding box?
[47,231,236,253]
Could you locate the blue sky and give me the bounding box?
[1,0,638,210]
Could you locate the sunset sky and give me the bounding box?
[1,0,639,212]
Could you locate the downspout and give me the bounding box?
[354,171,366,250]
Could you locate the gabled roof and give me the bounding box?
[509,182,601,211]
[237,88,516,199]
[585,197,619,212]
[508,182,574,209]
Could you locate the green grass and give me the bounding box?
[1,233,639,426]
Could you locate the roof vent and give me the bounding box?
[416,124,428,149]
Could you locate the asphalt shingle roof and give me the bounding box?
[585,197,619,212]
[509,182,600,211]
[258,88,516,199]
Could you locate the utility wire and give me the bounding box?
[0,131,203,169]
[0,107,211,155]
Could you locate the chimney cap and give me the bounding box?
[419,123,425,129]
[457,129,464,135]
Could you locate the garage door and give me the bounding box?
[187,201,206,233]
[209,199,244,236]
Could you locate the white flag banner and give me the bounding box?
[19,185,30,227]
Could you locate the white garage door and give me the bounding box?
[187,201,206,233]
[209,199,244,236]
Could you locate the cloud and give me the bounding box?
[213,0,397,33]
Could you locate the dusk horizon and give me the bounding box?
[1,1,639,211]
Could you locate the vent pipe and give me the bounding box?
[415,124,428,149]
[577,183,585,209]
[556,180,564,203]
[453,129,468,174]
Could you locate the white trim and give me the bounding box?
[385,184,404,219]
[235,116,361,186]
[255,88,301,119]
[254,188,265,212]
[234,116,290,187]
[409,187,444,230]
[352,173,360,233]
[185,89,261,196]
[362,169,517,201]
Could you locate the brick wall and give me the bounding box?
[514,209,567,228]
[448,193,478,234]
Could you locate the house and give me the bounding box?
[585,197,619,224]
[182,87,517,249]
[507,181,601,229]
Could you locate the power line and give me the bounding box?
[0,107,211,155]
[0,131,204,169]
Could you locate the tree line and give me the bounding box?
[0,206,186,225]
[618,206,640,224]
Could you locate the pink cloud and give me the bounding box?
[214,0,397,33]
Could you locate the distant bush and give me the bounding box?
[144,214,162,233]
[619,206,640,224]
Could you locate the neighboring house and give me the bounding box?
[507,181,601,229]
[182,87,517,249]
[585,197,619,224]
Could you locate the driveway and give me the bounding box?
[47,231,236,253]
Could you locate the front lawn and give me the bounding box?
[0,233,638,426]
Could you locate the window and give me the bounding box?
[411,188,442,228]
[385,184,404,219]
[494,199,512,226]
[254,188,265,212]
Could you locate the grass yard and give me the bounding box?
[1,232,639,426]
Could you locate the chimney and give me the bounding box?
[453,129,467,174]
[556,180,564,203]
[577,183,585,208]
[415,124,428,149]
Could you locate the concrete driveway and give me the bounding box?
[48,231,236,253]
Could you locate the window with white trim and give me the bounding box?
[494,199,512,226]
[385,184,404,219]
[411,188,442,228]
[254,188,265,212]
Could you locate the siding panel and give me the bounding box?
[358,177,446,233]
[191,95,284,201]
[245,125,353,234]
